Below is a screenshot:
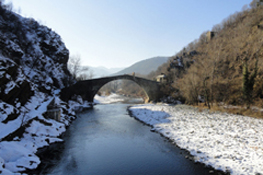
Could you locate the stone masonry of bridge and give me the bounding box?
[60,75,161,103]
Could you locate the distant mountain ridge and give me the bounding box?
[82,66,124,78]
[114,56,169,75]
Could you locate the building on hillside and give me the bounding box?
[156,73,166,83]
[44,97,61,121]
[206,31,216,42]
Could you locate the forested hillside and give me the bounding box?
[149,1,263,110]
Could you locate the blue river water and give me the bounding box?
[47,103,224,175]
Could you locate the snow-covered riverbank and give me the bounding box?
[0,93,139,174]
[0,93,92,174]
[129,104,263,175]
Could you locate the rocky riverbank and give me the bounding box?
[0,94,92,174]
[129,104,263,175]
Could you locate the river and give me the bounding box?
[46,103,224,175]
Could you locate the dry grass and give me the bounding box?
[194,103,263,119]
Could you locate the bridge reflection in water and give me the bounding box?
[61,75,161,103]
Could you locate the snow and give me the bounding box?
[94,93,125,104]
[0,117,22,140]
[0,102,16,123]
[67,95,92,112]
[0,141,40,173]
[94,93,144,104]
[129,104,263,175]
[177,57,183,67]
[0,92,87,174]
[0,7,77,174]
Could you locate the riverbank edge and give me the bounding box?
[22,105,93,175]
[127,104,229,175]
[27,103,225,175]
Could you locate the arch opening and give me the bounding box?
[95,80,148,103]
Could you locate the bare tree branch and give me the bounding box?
[67,54,89,79]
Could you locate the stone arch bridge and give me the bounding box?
[61,75,161,103]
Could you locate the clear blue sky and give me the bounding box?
[8,0,251,68]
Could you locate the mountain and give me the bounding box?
[82,66,124,78]
[114,56,169,75]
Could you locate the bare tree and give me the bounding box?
[111,81,120,93]
[250,0,261,8]
[77,73,88,81]
[67,54,89,80]
[87,69,95,79]
[76,69,95,81]
[0,0,4,6]
[199,31,208,44]
[4,1,13,12]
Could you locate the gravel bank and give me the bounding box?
[129,104,263,175]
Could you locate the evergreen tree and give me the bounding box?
[242,58,258,108]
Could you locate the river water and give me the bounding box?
[47,103,223,175]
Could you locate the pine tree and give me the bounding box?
[242,58,249,104]
[242,58,258,108]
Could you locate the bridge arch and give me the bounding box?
[97,79,149,101]
[61,75,161,103]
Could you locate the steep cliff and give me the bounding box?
[0,4,82,174]
[0,4,71,94]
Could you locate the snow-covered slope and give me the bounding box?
[0,4,85,174]
[0,9,71,92]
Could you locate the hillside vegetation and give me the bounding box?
[149,1,263,112]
